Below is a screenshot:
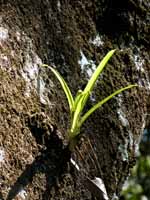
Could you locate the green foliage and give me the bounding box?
[42,50,137,151]
[121,155,150,200]
[121,129,150,200]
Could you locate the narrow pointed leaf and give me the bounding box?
[73,90,83,112]
[80,91,90,112]
[80,50,116,113]
[80,84,137,127]
[70,92,89,137]
[70,94,85,135]
[84,50,116,94]
[42,64,74,111]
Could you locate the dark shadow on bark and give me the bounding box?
[96,0,146,39]
[0,191,4,200]
[6,115,71,200]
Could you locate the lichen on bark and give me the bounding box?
[0,0,150,199]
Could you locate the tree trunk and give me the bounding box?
[0,0,149,199]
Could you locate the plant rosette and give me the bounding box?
[42,50,137,151]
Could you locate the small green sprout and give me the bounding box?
[42,50,137,151]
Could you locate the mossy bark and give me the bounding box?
[0,0,149,199]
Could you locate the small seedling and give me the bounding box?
[42,50,137,151]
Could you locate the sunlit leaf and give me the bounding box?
[70,93,87,137]
[42,64,74,112]
[73,90,83,112]
[80,85,137,127]
[42,50,138,152]
[84,49,116,94]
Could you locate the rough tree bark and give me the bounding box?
[0,0,149,199]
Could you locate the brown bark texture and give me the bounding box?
[0,0,150,199]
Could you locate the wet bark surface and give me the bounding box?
[0,0,150,199]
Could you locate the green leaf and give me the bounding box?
[70,92,90,137]
[70,94,85,137]
[42,64,74,112]
[73,90,83,112]
[80,50,116,114]
[80,84,137,127]
[83,49,116,94]
[42,50,138,153]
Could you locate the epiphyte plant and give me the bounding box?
[42,50,137,151]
